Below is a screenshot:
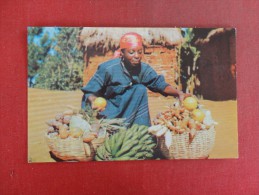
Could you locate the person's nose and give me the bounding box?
[134,52,140,59]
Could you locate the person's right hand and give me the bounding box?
[88,95,98,110]
[88,95,105,112]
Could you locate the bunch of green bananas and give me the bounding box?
[95,124,156,161]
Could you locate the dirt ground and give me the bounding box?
[28,88,238,162]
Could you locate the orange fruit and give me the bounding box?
[93,97,107,110]
[192,109,205,123]
[183,97,198,111]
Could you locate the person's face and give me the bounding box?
[121,46,143,66]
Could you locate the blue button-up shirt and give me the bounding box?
[81,58,169,103]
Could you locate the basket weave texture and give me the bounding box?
[45,134,105,161]
[158,126,216,159]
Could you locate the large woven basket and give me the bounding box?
[45,134,104,162]
[158,126,216,159]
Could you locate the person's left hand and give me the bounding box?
[178,91,191,103]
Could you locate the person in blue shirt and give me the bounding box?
[81,32,189,127]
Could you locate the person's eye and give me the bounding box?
[138,50,143,54]
[128,50,134,54]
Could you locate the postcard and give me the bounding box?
[28,27,237,162]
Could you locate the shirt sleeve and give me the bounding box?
[141,66,169,94]
[81,65,108,107]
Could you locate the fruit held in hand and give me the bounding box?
[93,97,107,110]
[192,109,205,123]
[183,97,198,111]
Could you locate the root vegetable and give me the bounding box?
[63,109,74,116]
[91,123,101,132]
[189,128,197,143]
[83,133,97,143]
[69,127,83,138]
[59,129,69,139]
[47,126,55,133]
[195,122,202,130]
[167,125,177,131]
[175,128,185,134]
[153,118,159,125]
[188,119,196,129]
[46,119,56,126]
[156,113,162,119]
[63,116,71,124]
[53,121,63,129]
[179,107,185,113]
[55,113,64,121]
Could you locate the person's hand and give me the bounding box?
[88,95,106,112]
[88,95,99,111]
[178,91,191,104]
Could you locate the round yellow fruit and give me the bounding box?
[183,97,198,111]
[192,109,205,123]
[93,97,107,110]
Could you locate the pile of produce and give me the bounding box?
[149,97,217,147]
[45,106,127,144]
[95,124,156,161]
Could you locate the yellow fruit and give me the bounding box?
[93,97,107,110]
[183,97,198,111]
[192,109,205,123]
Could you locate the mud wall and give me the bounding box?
[196,30,236,100]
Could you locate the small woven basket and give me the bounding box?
[158,126,216,159]
[45,134,104,161]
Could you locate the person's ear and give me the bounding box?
[120,49,124,57]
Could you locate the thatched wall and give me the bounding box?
[79,27,183,53]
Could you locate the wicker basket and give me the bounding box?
[45,134,104,161]
[158,126,216,159]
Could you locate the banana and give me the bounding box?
[111,133,119,156]
[124,128,135,140]
[113,130,126,154]
[123,145,143,157]
[115,140,139,157]
[112,156,131,161]
[145,153,153,159]
[95,155,103,161]
[139,134,151,145]
[104,139,112,154]
[144,139,154,146]
[96,147,105,160]
[134,151,146,159]
[94,124,155,161]
[138,127,149,138]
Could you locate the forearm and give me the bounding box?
[163,85,183,98]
